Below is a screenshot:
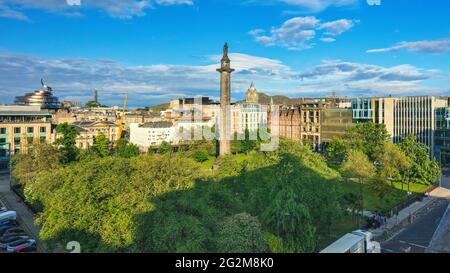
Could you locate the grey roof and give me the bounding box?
[141,121,173,128]
[0,111,52,116]
[72,120,118,127]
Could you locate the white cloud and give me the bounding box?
[318,19,358,36]
[367,39,450,54]
[0,51,445,107]
[268,0,358,12]
[249,16,357,50]
[0,0,192,20]
[320,37,336,43]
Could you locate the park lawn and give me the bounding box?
[391,181,430,193]
[340,180,408,213]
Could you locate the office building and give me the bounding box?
[352,96,448,155]
[0,105,53,161]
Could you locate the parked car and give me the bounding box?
[0,222,17,234]
[6,239,36,253]
[0,207,7,213]
[1,232,27,242]
[0,235,29,249]
[1,227,24,237]
[0,220,17,228]
[0,211,17,223]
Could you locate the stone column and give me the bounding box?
[217,43,234,157]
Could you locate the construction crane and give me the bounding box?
[115,93,128,147]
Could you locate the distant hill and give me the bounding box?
[237,92,302,105]
[146,103,170,113]
[258,92,302,105]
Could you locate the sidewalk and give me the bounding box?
[372,187,450,242]
[0,173,43,252]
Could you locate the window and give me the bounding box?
[40,127,46,133]
[27,127,34,134]
[27,137,34,144]
[0,128,6,135]
[0,138,6,145]
[40,136,46,142]
[14,127,21,134]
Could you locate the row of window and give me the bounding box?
[0,127,47,135]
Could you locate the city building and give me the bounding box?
[321,108,354,146]
[0,105,53,161]
[64,120,119,149]
[279,103,326,150]
[245,82,259,104]
[14,80,61,110]
[352,96,448,156]
[435,107,450,167]
[130,119,215,149]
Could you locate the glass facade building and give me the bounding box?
[435,107,450,166]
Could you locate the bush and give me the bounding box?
[192,151,209,163]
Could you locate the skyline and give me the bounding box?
[0,0,449,107]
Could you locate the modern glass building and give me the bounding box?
[435,107,450,167]
[352,96,448,157]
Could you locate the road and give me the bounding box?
[381,199,450,253]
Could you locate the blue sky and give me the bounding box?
[0,0,449,107]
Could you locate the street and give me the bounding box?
[381,198,450,253]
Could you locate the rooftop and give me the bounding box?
[141,121,173,128]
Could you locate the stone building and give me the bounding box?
[279,103,325,150]
[61,120,119,149]
[245,82,259,104]
[0,105,53,161]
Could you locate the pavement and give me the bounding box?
[381,198,449,253]
[0,172,42,252]
[372,186,450,241]
[377,182,450,253]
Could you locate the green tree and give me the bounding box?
[341,150,376,225]
[216,213,268,253]
[12,142,62,186]
[345,123,389,160]
[92,133,111,157]
[399,136,441,186]
[375,142,411,190]
[158,141,173,154]
[115,139,140,158]
[241,129,259,153]
[325,137,347,165]
[191,151,209,163]
[54,123,79,163]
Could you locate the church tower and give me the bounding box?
[217,43,235,157]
